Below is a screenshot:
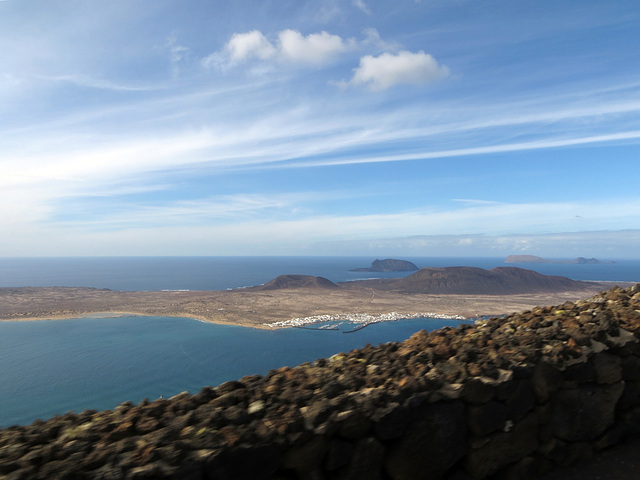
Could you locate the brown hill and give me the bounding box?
[384,266,593,294]
[251,275,340,291]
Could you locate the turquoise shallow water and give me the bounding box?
[0,315,473,427]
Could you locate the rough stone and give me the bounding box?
[622,355,640,380]
[618,380,640,410]
[336,436,385,480]
[504,380,536,421]
[464,413,539,478]
[384,401,466,480]
[592,353,623,384]
[621,406,640,434]
[283,435,327,475]
[467,400,508,436]
[532,362,563,403]
[549,382,624,441]
[563,361,595,383]
[462,378,495,404]
[205,444,282,480]
[325,438,354,471]
[372,403,411,440]
[336,409,371,439]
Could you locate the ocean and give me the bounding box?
[1,256,639,291]
[0,256,638,427]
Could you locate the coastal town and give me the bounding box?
[264,311,468,329]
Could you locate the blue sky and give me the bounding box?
[1,0,639,258]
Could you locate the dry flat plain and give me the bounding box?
[0,281,623,328]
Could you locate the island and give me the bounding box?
[1,266,630,329]
[350,258,419,272]
[505,255,615,264]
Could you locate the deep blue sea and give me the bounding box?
[1,256,638,291]
[1,256,638,427]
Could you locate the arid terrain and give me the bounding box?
[0,276,626,328]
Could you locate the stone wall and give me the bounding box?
[1,284,639,480]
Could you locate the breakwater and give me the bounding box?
[1,284,639,479]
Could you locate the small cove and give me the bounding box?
[0,314,473,427]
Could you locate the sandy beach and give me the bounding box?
[0,282,623,329]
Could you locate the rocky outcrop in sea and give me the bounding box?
[350,259,419,272]
[505,255,615,264]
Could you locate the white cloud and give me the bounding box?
[225,30,277,63]
[345,50,450,90]
[278,29,349,64]
[205,29,352,69]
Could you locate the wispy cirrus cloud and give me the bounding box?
[285,130,640,168]
[3,78,640,214]
[315,230,640,259]
[7,198,638,257]
[50,191,640,237]
[53,193,317,229]
[1,1,639,257]
[353,0,372,15]
[40,74,166,92]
